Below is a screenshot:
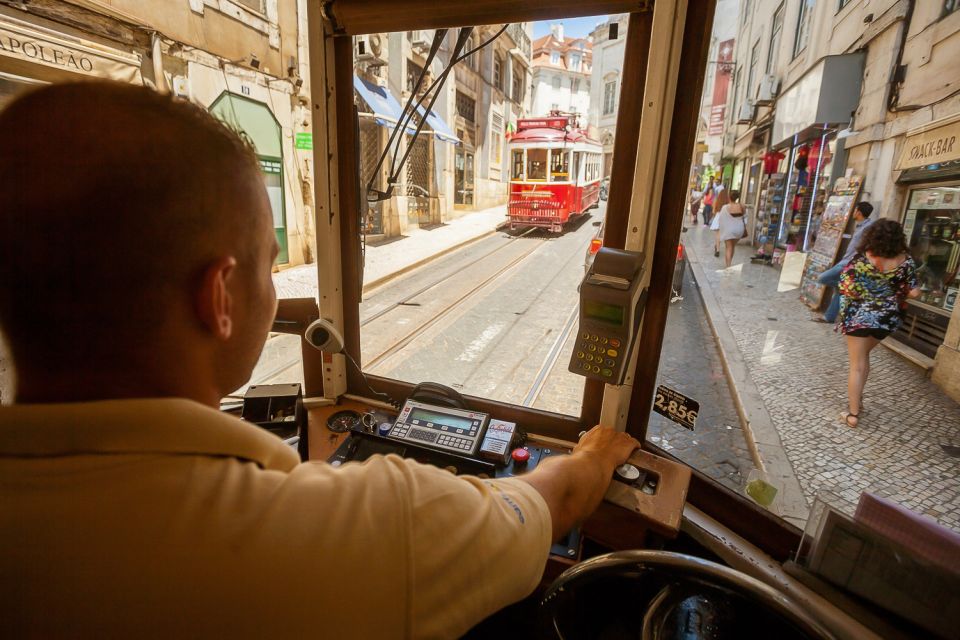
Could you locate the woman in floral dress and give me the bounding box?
[837,220,920,427]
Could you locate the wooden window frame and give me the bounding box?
[318,0,802,559]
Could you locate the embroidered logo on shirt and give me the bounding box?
[489,483,525,524]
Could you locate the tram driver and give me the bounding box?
[0,82,639,637]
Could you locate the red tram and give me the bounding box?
[507,114,603,233]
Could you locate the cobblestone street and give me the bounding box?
[684,224,960,532]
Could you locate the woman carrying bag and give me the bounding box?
[715,190,745,268]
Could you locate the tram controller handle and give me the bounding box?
[569,247,646,386]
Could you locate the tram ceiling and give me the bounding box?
[320,0,653,35]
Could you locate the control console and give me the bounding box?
[387,399,489,456]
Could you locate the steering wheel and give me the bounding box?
[540,551,835,640]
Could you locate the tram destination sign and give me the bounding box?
[652,385,699,431]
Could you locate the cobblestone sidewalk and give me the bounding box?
[684,225,960,532]
[273,204,507,299]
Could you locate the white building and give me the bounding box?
[695,0,741,171]
[588,14,628,176]
[530,24,591,120]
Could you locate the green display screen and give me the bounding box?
[584,301,624,325]
[410,408,474,430]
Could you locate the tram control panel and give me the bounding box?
[570,247,647,385]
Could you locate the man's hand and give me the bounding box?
[518,426,640,540]
[573,425,640,472]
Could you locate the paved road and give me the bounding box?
[647,265,754,492]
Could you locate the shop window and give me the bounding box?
[550,150,570,182]
[527,148,547,180]
[511,149,524,180]
[902,186,960,312]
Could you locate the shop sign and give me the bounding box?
[0,21,141,83]
[294,132,312,150]
[897,119,960,171]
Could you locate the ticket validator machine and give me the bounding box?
[569,247,647,385]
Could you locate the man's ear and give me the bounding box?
[195,256,238,341]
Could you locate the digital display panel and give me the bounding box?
[584,301,624,325]
[409,408,475,431]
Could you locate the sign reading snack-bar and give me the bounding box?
[897,119,960,171]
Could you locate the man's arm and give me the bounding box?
[517,426,639,540]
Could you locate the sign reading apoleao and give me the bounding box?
[0,32,93,71]
[897,119,960,171]
[0,22,141,83]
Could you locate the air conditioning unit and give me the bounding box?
[410,30,432,53]
[737,100,755,124]
[755,74,779,105]
[355,34,386,67]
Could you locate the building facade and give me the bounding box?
[530,24,591,121]
[0,0,316,268]
[354,24,533,237]
[721,0,960,399]
[587,14,628,177]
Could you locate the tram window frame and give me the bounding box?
[550,149,569,182]
[511,149,525,180]
[323,3,802,558]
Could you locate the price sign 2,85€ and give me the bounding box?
[652,385,699,431]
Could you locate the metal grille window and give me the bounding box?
[234,0,266,13]
[767,4,784,73]
[358,120,384,234]
[456,90,476,122]
[405,135,431,197]
[603,80,616,115]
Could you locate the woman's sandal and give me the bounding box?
[843,411,859,428]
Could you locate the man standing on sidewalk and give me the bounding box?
[812,201,875,324]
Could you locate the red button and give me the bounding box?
[610,338,621,348]
[511,448,531,464]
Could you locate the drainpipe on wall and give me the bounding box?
[150,33,169,93]
[886,0,915,113]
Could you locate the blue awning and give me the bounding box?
[353,75,414,131]
[354,75,458,145]
[416,105,460,145]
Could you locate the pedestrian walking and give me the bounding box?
[689,186,702,225]
[716,190,746,268]
[837,219,920,427]
[701,179,715,225]
[812,202,875,324]
[711,186,730,259]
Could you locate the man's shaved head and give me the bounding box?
[0,82,278,402]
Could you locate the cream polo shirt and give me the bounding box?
[0,399,552,639]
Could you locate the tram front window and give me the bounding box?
[527,148,547,180]
[511,149,524,180]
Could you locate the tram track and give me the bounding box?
[363,238,546,371]
[360,226,538,328]
[520,303,580,408]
